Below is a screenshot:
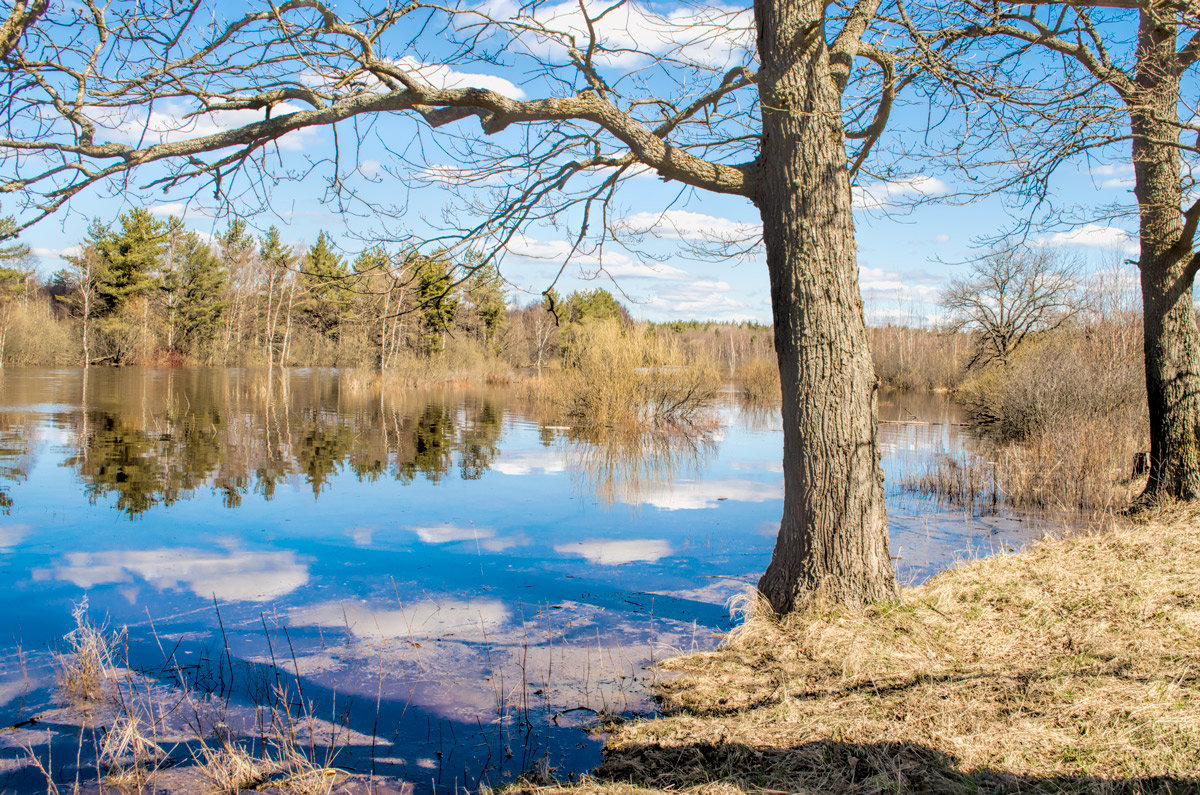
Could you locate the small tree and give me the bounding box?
[412,254,458,355]
[941,248,1082,368]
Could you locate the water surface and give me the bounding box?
[0,368,1065,791]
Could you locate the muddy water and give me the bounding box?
[0,369,1071,792]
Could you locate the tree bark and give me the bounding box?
[1133,9,1200,501]
[754,0,897,613]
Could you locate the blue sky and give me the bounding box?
[8,1,1146,325]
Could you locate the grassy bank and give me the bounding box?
[515,507,1200,794]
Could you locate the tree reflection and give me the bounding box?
[0,369,717,517]
[566,425,717,509]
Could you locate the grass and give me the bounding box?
[509,506,1200,794]
[52,597,118,704]
[37,602,350,794]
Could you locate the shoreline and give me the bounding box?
[512,507,1200,794]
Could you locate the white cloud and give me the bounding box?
[1040,224,1137,254]
[48,545,309,602]
[554,538,672,565]
[622,210,760,242]
[934,234,951,243]
[858,266,942,303]
[30,246,80,260]
[491,448,568,475]
[621,477,783,510]
[148,202,214,220]
[0,525,28,552]
[852,176,949,210]
[392,57,525,99]
[642,278,752,318]
[95,101,319,151]
[601,261,693,280]
[476,0,753,69]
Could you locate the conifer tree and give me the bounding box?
[301,231,352,337]
[165,230,228,361]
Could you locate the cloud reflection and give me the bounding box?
[621,478,783,510]
[47,545,309,602]
[554,538,671,565]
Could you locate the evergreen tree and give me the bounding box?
[300,231,352,336]
[564,288,628,325]
[93,208,166,314]
[460,260,506,345]
[164,230,228,360]
[411,252,457,354]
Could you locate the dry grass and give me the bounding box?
[43,602,349,794]
[909,405,1147,514]
[100,712,168,791]
[53,598,118,704]
[511,507,1200,794]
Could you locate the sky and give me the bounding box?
[8,0,1148,326]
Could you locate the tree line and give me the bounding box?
[0,209,777,374]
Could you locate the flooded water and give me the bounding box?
[0,368,1067,792]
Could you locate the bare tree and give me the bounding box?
[941,248,1082,368]
[897,0,1200,502]
[0,0,904,611]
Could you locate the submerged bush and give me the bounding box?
[733,356,781,402]
[951,319,1148,511]
[556,319,721,429]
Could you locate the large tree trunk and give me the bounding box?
[754,0,897,613]
[1133,9,1200,502]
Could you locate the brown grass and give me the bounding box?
[509,507,1200,794]
[53,598,118,704]
[44,602,349,794]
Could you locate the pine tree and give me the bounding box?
[93,208,166,314]
[164,230,228,361]
[300,231,352,336]
[411,253,458,355]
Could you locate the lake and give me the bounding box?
[0,368,1067,792]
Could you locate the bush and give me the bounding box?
[951,318,1148,511]
[733,356,781,402]
[556,319,721,429]
[957,320,1143,442]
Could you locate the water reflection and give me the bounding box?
[34,371,510,516]
[0,368,1072,793]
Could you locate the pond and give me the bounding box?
[0,368,1068,792]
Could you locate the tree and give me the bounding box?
[0,216,30,367]
[164,230,228,361]
[900,1,1200,502]
[564,288,631,325]
[54,247,103,367]
[941,248,1082,368]
[0,0,903,611]
[300,232,353,338]
[412,253,459,355]
[259,226,298,367]
[93,208,165,316]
